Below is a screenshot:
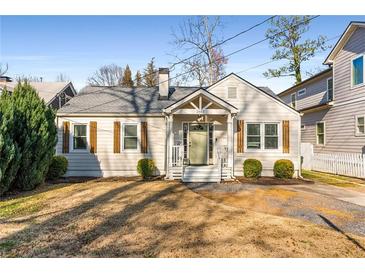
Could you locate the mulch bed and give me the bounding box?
[234,176,314,185]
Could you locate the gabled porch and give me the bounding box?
[163,88,238,182]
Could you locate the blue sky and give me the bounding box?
[1,15,365,93]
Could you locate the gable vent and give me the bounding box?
[228,87,237,99]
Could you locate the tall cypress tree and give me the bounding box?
[143,58,157,87]
[134,70,143,87]
[121,65,134,87]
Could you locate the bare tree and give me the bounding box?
[87,64,123,86]
[171,16,228,86]
[0,63,8,76]
[15,75,43,82]
[56,73,70,82]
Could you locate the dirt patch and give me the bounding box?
[1,179,365,257]
[235,176,314,185]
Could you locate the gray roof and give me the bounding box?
[58,84,278,115]
[0,81,73,104]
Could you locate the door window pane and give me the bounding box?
[352,56,364,86]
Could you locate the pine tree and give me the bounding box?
[134,70,143,87]
[121,65,134,88]
[143,58,157,87]
[11,83,57,191]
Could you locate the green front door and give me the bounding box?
[189,124,208,165]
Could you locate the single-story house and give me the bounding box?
[0,78,77,110]
[56,69,301,182]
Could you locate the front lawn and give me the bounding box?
[302,170,365,188]
[1,178,365,257]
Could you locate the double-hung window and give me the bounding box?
[298,88,306,97]
[291,93,296,109]
[356,115,365,136]
[73,124,87,150]
[327,78,333,101]
[123,124,138,150]
[352,55,364,87]
[246,123,279,150]
[316,122,325,145]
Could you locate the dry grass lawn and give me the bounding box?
[302,170,365,189]
[1,178,365,258]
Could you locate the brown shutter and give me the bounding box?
[114,121,121,153]
[282,120,290,153]
[141,121,148,153]
[62,121,70,153]
[90,121,97,153]
[237,120,244,153]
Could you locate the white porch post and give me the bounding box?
[227,114,234,176]
[167,114,174,179]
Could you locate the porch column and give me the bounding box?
[167,114,174,179]
[227,113,234,173]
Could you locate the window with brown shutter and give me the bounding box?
[141,121,148,153]
[237,120,244,153]
[62,121,70,153]
[114,121,121,153]
[282,120,290,153]
[89,121,97,153]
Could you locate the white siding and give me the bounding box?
[56,116,166,177]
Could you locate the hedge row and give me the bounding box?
[243,159,295,179]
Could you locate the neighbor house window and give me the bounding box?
[264,123,278,149]
[356,115,365,135]
[247,123,261,149]
[73,124,87,150]
[301,124,306,130]
[352,55,364,86]
[291,93,296,109]
[316,122,325,145]
[298,88,306,96]
[327,78,333,101]
[123,124,138,150]
[227,87,237,99]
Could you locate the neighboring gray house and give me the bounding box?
[278,22,365,155]
[56,70,301,182]
[0,78,77,110]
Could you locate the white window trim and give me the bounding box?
[122,122,140,152]
[326,77,334,101]
[316,121,326,146]
[297,88,306,97]
[245,122,282,152]
[355,115,365,137]
[70,123,89,152]
[291,93,297,109]
[350,54,365,89]
[227,86,237,99]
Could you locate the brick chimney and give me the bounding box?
[158,68,169,100]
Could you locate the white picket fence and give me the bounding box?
[312,152,365,178]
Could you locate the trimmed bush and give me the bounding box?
[243,159,262,178]
[137,158,155,179]
[47,156,68,180]
[274,159,294,179]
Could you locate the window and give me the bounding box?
[291,93,296,109]
[356,116,365,135]
[183,123,188,158]
[352,55,364,86]
[73,124,87,150]
[316,122,325,145]
[327,78,333,101]
[123,124,138,150]
[298,88,306,96]
[227,87,237,99]
[301,124,306,130]
[246,123,280,150]
[264,124,278,149]
[247,123,261,149]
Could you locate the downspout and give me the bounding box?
[163,111,169,180]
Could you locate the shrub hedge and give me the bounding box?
[273,159,294,179]
[243,159,262,178]
[137,158,155,179]
[47,156,68,180]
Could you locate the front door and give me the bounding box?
[189,124,208,165]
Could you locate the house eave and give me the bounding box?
[299,101,334,114]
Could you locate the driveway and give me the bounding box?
[187,182,365,236]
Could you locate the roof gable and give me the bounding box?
[324,21,365,65]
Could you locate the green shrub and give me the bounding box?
[47,156,68,180]
[243,159,262,178]
[137,158,155,179]
[274,159,294,179]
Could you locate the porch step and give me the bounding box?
[182,166,221,183]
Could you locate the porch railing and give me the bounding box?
[171,145,183,167]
